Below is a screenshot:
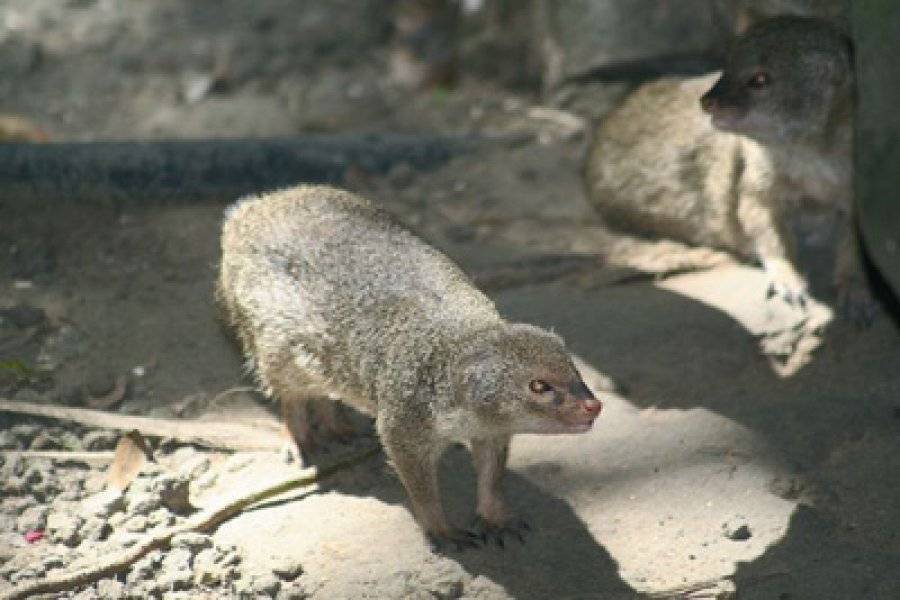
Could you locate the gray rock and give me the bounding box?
[16,505,49,531]
[157,566,193,593]
[151,474,193,514]
[161,592,194,600]
[276,583,309,600]
[123,515,149,533]
[128,550,163,584]
[82,489,125,518]
[249,573,282,598]
[9,565,45,584]
[192,548,224,586]
[171,532,212,552]
[0,430,20,450]
[2,477,26,496]
[175,453,211,480]
[81,430,120,451]
[161,547,194,573]
[46,511,85,547]
[722,517,753,541]
[9,424,39,442]
[272,557,304,581]
[146,507,174,529]
[96,578,126,600]
[80,516,112,542]
[536,0,727,89]
[126,491,161,516]
[41,554,65,570]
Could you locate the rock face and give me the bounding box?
[535,0,729,90]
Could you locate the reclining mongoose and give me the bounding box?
[586,16,872,320]
[217,185,602,548]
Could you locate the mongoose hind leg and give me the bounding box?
[470,435,529,547]
[313,397,357,444]
[280,395,316,465]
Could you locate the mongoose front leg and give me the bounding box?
[380,424,480,551]
[834,211,879,325]
[470,435,529,547]
[738,191,809,308]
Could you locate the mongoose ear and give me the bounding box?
[457,350,501,405]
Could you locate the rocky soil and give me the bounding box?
[1,1,899,599]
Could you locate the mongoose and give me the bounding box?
[217,185,602,548]
[585,16,872,320]
[719,0,849,34]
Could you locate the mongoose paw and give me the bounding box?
[836,283,879,327]
[427,528,483,553]
[470,515,530,548]
[763,259,809,310]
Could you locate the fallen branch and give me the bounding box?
[0,450,115,463]
[1,444,381,600]
[0,399,282,452]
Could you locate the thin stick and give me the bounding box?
[0,399,282,452]
[1,444,381,600]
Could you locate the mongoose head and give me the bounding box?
[456,324,602,435]
[700,16,853,144]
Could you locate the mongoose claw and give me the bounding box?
[763,260,809,310]
[428,528,483,553]
[470,516,530,548]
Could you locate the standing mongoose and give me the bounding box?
[585,16,872,321]
[217,185,602,549]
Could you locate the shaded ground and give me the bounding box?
[1,1,899,599]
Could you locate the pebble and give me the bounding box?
[123,515,149,533]
[96,579,126,600]
[15,505,49,531]
[0,430,20,450]
[722,517,753,541]
[272,557,304,581]
[171,532,212,552]
[82,489,125,518]
[46,511,84,547]
[81,430,121,451]
[126,491,162,516]
[249,573,282,597]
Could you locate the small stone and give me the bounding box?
[158,566,193,592]
[82,489,124,518]
[2,477,26,496]
[250,573,282,597]
[162,547,194,573]
[174,452,211,479]
[123,515,148,533]
[81,430,120,451]
[146,507,174,529]
[96,578,125,599]
[722,517,752,541]
[428,575,465,600]
[9,424,39,441]
[81,516,112,542]
[126,491,161,516]
[9,566,45,584]
[46,511,84,547]
[29,431,62,450]
[152,474,193,514]
[0,430,20,450]
[272,557,304,581]
[162,592,194,600]
[41,554,65,570]
[277,583,309,600]
[171,532,212,553]
[192,548,223,586]
[16,505,49,531]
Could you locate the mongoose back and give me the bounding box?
[217,185,602,548]
[586,16,871,320]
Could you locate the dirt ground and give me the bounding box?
[1,2,899,599]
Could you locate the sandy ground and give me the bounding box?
[1,1,899,599]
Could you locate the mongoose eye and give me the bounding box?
[746,71,771,89]
[529,379,552,394]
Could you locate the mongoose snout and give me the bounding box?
[217,185,604,550]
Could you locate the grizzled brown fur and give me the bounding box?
[217,185,601,548]
[586,17,870,320]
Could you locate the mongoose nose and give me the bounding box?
[700,94,717,114]
[582,397,602,416]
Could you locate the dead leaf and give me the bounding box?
[106,430,154,493]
